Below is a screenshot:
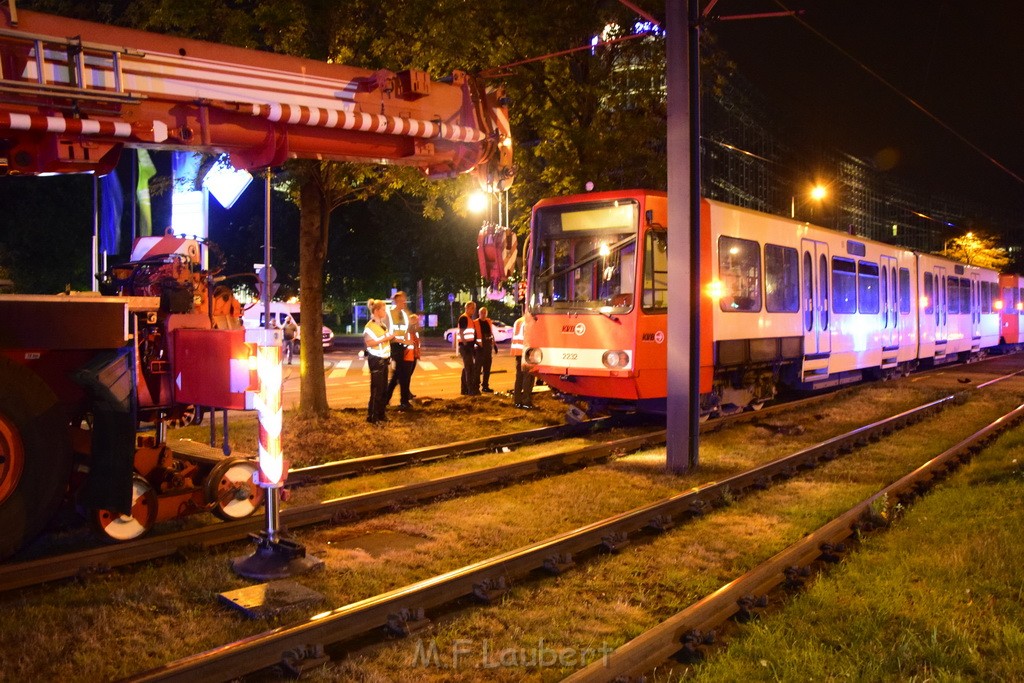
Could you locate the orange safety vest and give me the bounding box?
[510,317,526,356]
[364,319,391,358]
[404,329,421,361]
[458,313,477,345]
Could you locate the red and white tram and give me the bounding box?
[522,190,1002,417]
[998,274,1024,346]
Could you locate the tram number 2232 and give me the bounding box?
[562,352,579,361]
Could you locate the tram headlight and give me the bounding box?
[524,347,543,365]
[602,350,630,369]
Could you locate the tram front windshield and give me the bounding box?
[531,199,639,314]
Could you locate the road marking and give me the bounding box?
[328,360,352,378]
[445,361,463,370]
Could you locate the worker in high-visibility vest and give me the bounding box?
[405,313,422,387]
[457,300,481,395]
[385,290,414,409]
[511,314,535,409]
[477,306,497,392]
[363,298,395,423]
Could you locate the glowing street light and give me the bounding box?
[467,191,490,214]
[810,184,827,202]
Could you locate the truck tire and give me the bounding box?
[0,357,73,559]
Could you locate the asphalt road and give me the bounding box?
[281,336,519,410]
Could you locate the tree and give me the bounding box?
[939,231,1010,270]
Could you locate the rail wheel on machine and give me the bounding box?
[0,358,74,559]
[93,474,158,541]
[205,456,264,520]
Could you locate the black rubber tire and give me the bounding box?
[0,357,74,559]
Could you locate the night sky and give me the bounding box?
[705,0,1024,225]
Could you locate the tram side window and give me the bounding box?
[925,272,933,315]
[947,276,960,314]
[832,257,857,314]
[960,278,971,313]
[765,244,799,312]
[718,236,761,312]
[642,230,668,311]
[899,268,911,314]
[981,282,991,313]
[858,261,879,314]
[1019,287,1023,314]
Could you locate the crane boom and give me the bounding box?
[0,7,512,188]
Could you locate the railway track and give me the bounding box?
[0,388,849,594]
[565,400,1024,681]
[122,392,971,682]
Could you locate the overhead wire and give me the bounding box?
[768,0,1024,187]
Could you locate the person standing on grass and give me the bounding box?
[404,313,422,394]
[511,314,535,409]
[477,306,497,393]
[385,290,414,409]
[363,298,394,423]
[457,300,480,395]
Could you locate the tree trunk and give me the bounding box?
[297,167,330,417]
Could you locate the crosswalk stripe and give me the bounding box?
[444,361,463,370]
[328,360,352,379]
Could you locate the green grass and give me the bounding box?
[1,378,1021,681]
[681,419,1024,682]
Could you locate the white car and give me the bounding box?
[243,311,335,349]
[444,320,513,344]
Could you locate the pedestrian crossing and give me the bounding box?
[325,358,466,378]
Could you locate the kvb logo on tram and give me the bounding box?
[561,323,587,336]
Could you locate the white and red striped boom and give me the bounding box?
[0,7,513,188]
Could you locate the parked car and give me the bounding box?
[444,319,513,344]
[242,305,335,349]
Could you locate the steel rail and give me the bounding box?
[565,400,1024,681]
[123,395,957,682]
[0,428,664,594]
[0,390,845,593]
[284,417,619,485]
[7,360,1018,595]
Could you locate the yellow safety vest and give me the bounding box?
[388,308,409,343]
[364,320,391,358]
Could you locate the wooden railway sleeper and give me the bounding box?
[279,644,328,678]
[543,553,575,574]
[472,576,509,604]
[386,607,431,637]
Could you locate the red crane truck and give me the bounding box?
[0,4,512,557]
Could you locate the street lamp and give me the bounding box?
[467,191,490,215]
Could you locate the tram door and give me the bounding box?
[801,239,831,356]
[970,272,982,340]
[934,266,948,344]
[880,255,899,348]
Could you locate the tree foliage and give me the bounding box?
[939,231,1010,270]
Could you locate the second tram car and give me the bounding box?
[522,190,1002,417]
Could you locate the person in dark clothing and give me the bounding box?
[477,306,497,392]
[363,298,394,423]
[457,300,480,395]
[511,314,535,409]
[385,290,414,409]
